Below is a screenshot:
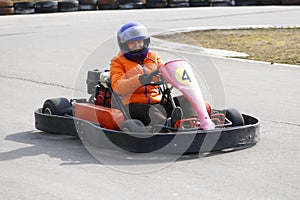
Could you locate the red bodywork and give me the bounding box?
[74,103,124,130]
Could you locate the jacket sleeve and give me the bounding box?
[110,57,142,96]
[156,52,164,68]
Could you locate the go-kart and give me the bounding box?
[34,59,260,154]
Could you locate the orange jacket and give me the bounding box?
[110,50,164,105]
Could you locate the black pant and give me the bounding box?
[124,103,167,126]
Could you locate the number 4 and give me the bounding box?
[182,70,192,82]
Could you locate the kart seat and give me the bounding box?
[105,78,130,120]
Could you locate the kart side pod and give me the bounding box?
[160,59,215,130]
[74,103,124,130]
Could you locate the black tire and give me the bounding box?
[58,1,79,8]
[79,0,97,4]
[121,119,147,133]
[98,3,119,9]
[211,0,234,6]
[59,7,78,11]
[168,0,189,3]
[35,7,58,13]
[42,98,73,116]
[58,1,79,11]
[118,0,141,4]
[14,8,35,14]
[78,4,97,10]
[35,1,58,13]
[223,108,245,126]
[281,0,300,5]
[256,0,282,5]
[235,0,259,6]
[189,0,209,7]
[35,1,58,8]
[146,0,167,3]
[14,2,35,9]
[14,2,35,14]
[168,2,190,7]
[119,2,144,9]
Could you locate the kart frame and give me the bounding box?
[34,108,260,154]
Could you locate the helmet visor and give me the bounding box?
[119,26,149,43]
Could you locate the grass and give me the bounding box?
[155,27,300,65]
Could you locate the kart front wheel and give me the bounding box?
[42,98,73,116]
[223,108,245,126]
[121,119,147,133]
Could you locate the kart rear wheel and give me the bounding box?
[223,108,245,126]
[42,98,73,116]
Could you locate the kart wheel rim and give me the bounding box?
[44,108,52,115]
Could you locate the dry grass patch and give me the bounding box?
[156,28,300,65]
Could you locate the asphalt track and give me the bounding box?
[0,6,300,199]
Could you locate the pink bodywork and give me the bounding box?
[160,59,215,130]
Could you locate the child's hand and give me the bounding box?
[139,74,153,85]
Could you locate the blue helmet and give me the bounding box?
[117,22,150,62]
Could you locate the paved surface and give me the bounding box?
[0,6,300,199]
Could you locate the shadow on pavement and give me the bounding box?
[1,130,248,167]
[0,130,99,165]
